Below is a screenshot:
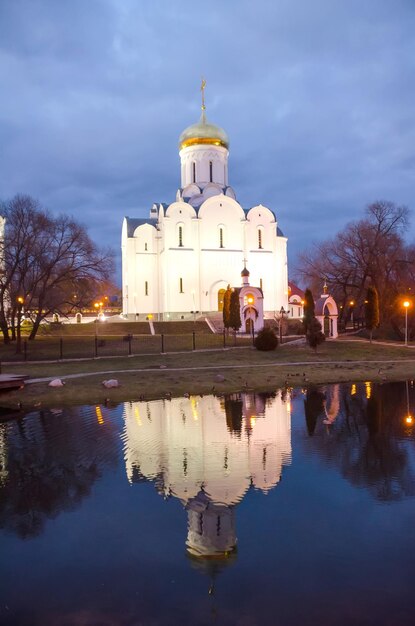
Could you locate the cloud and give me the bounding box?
[0,0,414,279]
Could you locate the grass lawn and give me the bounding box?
[1,339,415,410]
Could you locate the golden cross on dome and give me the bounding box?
[201,77,206,111]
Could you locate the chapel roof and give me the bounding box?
[288,281,305,300]
[124,207,284,237]
[314,295,330,316]
[124,216,157,238]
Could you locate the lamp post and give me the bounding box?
[15,296,24,354]
[403,300,410,346]
[349,300,355,328]
[279,306,286,344]
[94,301,102,337]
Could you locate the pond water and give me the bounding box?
[1,382,415,625]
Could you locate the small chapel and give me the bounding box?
[121,83,288,321]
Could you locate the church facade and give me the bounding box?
[122,91,288,321]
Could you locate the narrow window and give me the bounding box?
[144,242,148,251]
[260,278,263,290]
[145,281,148,296]
[178,226,183,247]
[179,277,184,293]
[219,227,224,248]
[258,229,263,249]
[192,162,196,183]
[209,161,213,182]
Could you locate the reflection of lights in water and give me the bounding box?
[134,406,142,426]
[191,396,198,421]
[365,381,372,399]
[95,406,104,425]
[351,384,357,396]
[250,417,256,428]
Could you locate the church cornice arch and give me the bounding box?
[165,201,197,219]
[246,205,276,223]
[198,194,245,220]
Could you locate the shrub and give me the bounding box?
[306,317,325,351]
[254,327,279,351]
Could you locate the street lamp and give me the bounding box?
[16,296,24,354]
[349,300,355,328]
[403,300,411,346]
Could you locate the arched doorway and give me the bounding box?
[245,318,253,334]
[218,288,226,312]
[324,316,330,336]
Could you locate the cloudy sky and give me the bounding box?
[1,0,414,281]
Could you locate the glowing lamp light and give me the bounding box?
[405,415,413,425]
[403,301,410,309]
[247,297,254,304]
[349,300,355,306]
[17,296,24,304]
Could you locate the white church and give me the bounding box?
[122,85,288,322]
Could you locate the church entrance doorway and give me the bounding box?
[218,289,226,312]
[324,316,330,336]
[245,318,253,334]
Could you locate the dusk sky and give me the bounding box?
[1,0,414,282]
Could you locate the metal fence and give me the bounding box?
[1,331,254,362]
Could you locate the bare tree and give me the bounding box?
[0,195,114,342]
[296,201,413,327]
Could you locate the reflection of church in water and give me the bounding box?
[122,392,291,567]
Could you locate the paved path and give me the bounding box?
[336,337,415,348]
[26,357,415,384]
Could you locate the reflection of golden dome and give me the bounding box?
[179,111,229,150]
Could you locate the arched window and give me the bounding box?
[218,224,225,249]
[209,161,213,182]
[178,225,183,247]
[192,162,196,183]
[258,228,263,249]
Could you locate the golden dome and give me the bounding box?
[179,111,229,151]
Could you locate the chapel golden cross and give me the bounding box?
[201,77,206,111]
